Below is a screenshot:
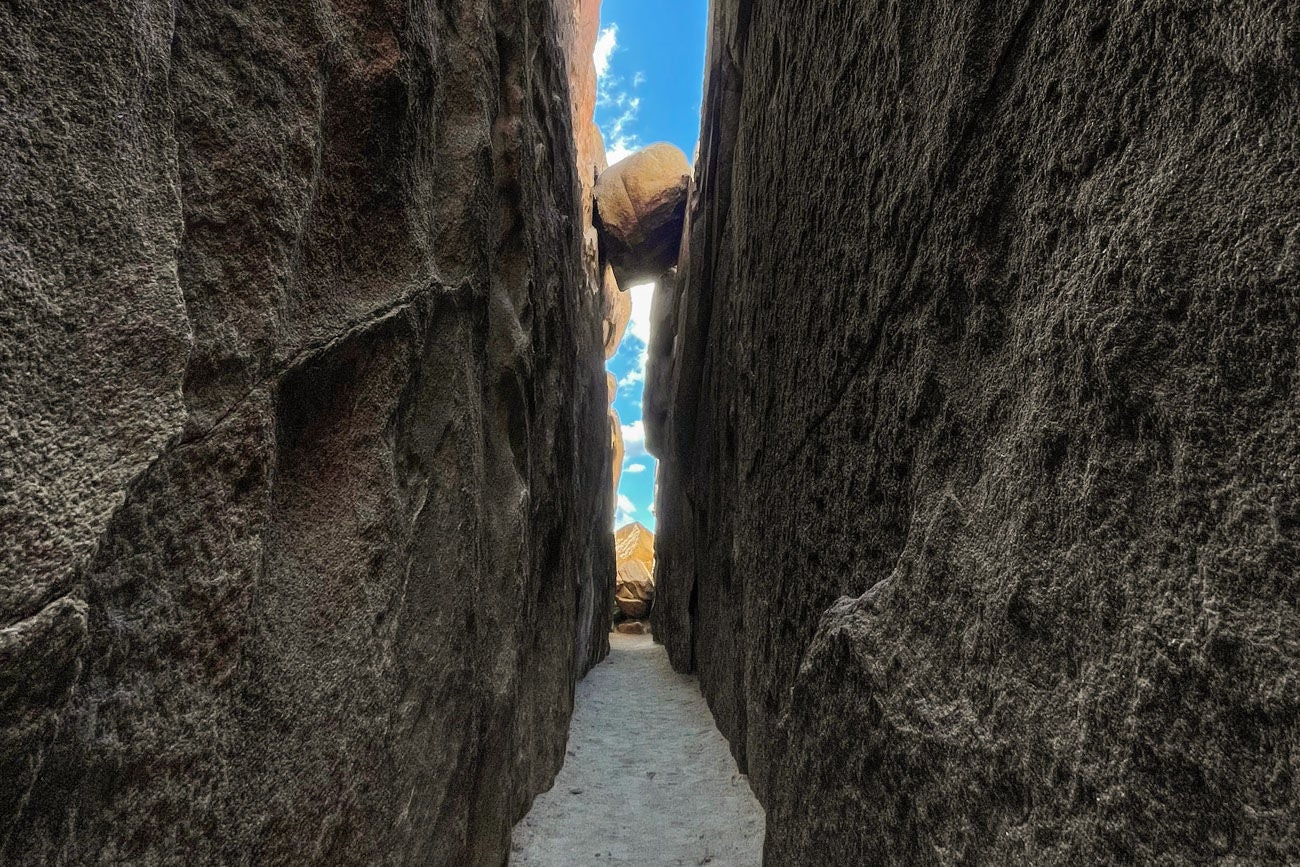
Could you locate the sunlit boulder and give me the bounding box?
[594,143,691,285]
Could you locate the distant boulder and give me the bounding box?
[615,521,655,571]
[615,559,655,619]
[594,143,691,285]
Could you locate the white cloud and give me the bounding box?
[621,419,644,446]
[616,282,656,391]
[594,22,643,165]
[621,419,647,461]
[615,493,638,526]
[603,102,641,165]
[627,282,655,345]
[618,358,645,390]
[626,463,647,474]
[594,25,618,78]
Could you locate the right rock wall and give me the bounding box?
[646,2,1300,863]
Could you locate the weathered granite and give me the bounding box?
[648,1,1300,863]
[1,0,611,863]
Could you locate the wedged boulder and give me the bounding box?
[615,559,655,619]
[594,143,691,285]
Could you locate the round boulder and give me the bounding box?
[615,558,655,619]
[594,143,691,286]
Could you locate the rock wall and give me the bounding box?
[0,0,611,863]
[563,0,630,520]
[560,0,618,683]
[647,1,1300,863]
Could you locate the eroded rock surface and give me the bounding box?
[648,2,1300,863]
[1,0,611,863]
[594,143,691,286]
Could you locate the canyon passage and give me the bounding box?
[3,0,1299,865]
[509,633,764,866]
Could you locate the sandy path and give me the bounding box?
[510,633,765,866]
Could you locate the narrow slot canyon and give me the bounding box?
[3,0,1298,866]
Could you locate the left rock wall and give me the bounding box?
[0,0,611,863]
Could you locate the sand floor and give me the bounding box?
[510,633,765,866]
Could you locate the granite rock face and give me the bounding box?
[560,0,619,671]
[1,0,611,864]
[648,1,1300,863]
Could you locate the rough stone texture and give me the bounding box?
[614,524,655,621]
[594,143,692,286]
[648,1,1300,864]
[2,0,612,863]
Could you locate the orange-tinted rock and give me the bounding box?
[615,559,655,619]
[603,266,631,359]
[615,521,656,574]
[562,0,608,301]
[594,144,691,285]
[615,619,650,635]
[1,0,613,863]
[560,0,617,669]
[610,408,624,503]
[613,523,655,619]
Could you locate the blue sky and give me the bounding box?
[596,1,709,531]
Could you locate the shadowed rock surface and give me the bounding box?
[647,1,1300,863]
[1,0,612,863]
